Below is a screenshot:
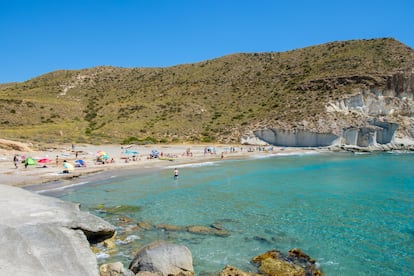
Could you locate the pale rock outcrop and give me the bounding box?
[99,262,135,276]
[0,184,115,276]
[342,120,398,147]
[129,240,194,276]
[254,129,339,147]
[241,132,269,145]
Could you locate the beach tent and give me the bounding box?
[24,157,37,166]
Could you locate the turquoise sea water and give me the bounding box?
[43,152,414,275]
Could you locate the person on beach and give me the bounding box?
[173,168,179,179]
[63,160,68,173]
[13,154,19,168]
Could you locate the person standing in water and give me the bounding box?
[173,168,179,179]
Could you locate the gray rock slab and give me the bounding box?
[0,184,115,276]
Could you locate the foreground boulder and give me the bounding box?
[0,184,116,276]
[129,240,194,275]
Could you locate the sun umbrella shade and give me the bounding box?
[150,149,159,158]
[97,151,109,160]
[38,158,52,163]
[75,159,85,166]
[125,149,139,155]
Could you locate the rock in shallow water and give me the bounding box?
[100,261,135,276]
[128,240,194,276]
[252,248,324,276]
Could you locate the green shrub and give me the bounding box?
[121,136,139,144]
[121,136,158,145]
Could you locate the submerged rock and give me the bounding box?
[0,184,116,276]
[156,223,186,231]
[210,222,225,230]
[137,221,154,230]
[139,221,231,237]
[186,225,230,237]
[101,205,142,214]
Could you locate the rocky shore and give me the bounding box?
[0,141,328,275]
[0,183,324,275]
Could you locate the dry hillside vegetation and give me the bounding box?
[0,38,413,144]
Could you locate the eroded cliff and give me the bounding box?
[252,70,414,149]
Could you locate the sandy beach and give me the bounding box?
[0,142,304,190]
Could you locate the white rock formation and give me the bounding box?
[0,184,115,276]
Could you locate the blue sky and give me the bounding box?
[1,0,413,83]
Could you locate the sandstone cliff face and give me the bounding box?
[253,71,414,148]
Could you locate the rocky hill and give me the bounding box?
[0,38,413,148]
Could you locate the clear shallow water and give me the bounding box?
[44,152,414,275]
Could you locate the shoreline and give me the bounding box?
[1,143,318,192]
[4,140,412,192]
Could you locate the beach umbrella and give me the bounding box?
[101,154,109,160]
[125,149,139,155]
[150,149,159,158]
[63,162,74,171]
[97,150,109,160]
[75,159,85,166]
[38,158,52,163]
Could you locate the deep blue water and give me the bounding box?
[44,152,414,275]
